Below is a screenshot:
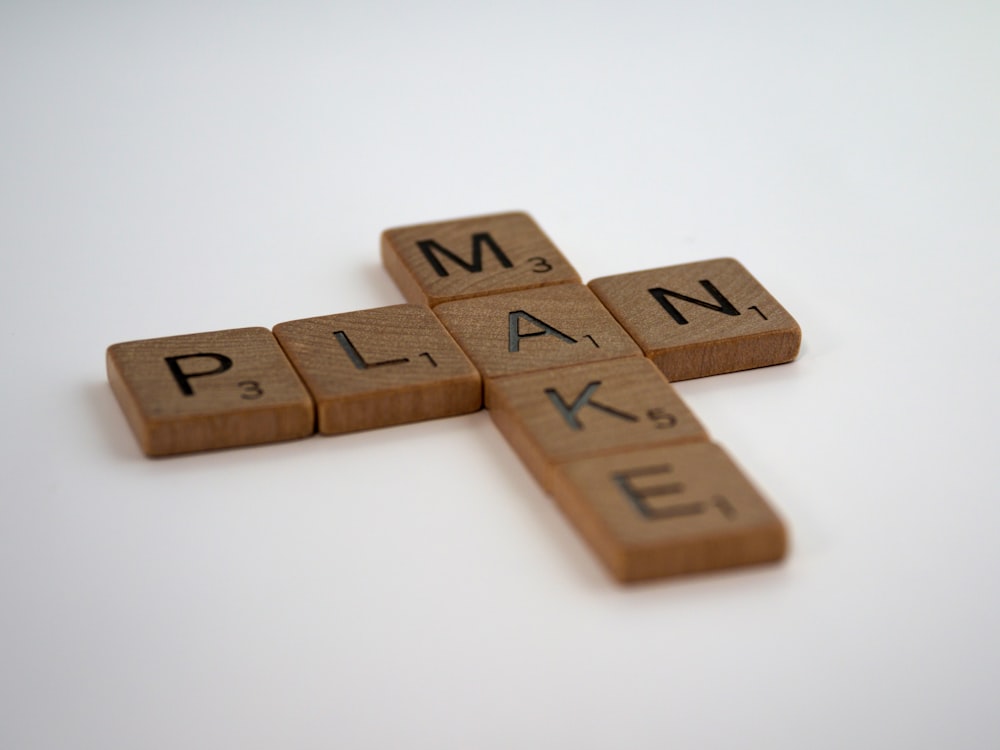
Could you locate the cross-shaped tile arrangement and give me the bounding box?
[107,212,801,583]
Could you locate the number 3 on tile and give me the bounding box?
[527,256,552,273]
[239,380,264,399]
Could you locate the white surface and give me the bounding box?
[2,2,999,748]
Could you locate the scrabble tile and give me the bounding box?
[487,358,710,492]
[549,442,787,583]
[589,258,801,381]
[381,211,581,307]
[433,284,643,381]
[107,327,315,456]
[273,304,481,435]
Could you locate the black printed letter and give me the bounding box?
[545,381,638,430]
[164,353,233,396]
[647,280,740,325]
[611,464,704,520]
[416,232,514,277]
[333,331,409,370]
[508,311,577,352]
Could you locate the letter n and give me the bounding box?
[647,280,740,325]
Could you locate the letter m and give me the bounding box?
[416,232,514,277]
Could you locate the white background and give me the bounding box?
[2,2,999,748]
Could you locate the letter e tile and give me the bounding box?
[106,327,315,456]
[549,442,787,582]
[273,304,482,434]
[589,258,801,380]
[381,212,580,307]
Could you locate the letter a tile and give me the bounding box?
[273,304,482,434]
[433,284,642,381]
[107,328,316,456]
[487,358,709,492]
[549,442,787,583]
[381,211,580,307]
[589,258,801,381]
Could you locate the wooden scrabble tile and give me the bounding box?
[273,304,481,435]
[433,284,643,380]
[549,442,787,583]
[107,327,315,456]
[381,211,581,307]
[487,358,710,492]
[589,258,801,381]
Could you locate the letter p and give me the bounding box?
[164,353,233,396]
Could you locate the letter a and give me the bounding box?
[508,310,577,353]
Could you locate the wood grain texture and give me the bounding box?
[273,304,481,435]
[433,284,643,381]
[548,442,787,583]
[106,327,315,456]
[487,358,710,493]
[589,258,801,381]
[381,211,581,307]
